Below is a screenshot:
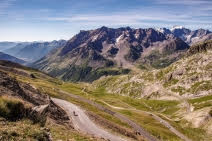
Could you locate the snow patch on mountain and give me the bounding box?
[116,34,124,43]
[135,33,140,39]
[157,28,165,33]
[171,26,184,31]
[92,35,99,42]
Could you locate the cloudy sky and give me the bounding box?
[0,0,212,41]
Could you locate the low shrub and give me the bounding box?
[0,96,27,121]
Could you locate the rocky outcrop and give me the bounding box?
[0,71,49,105]
[187,40,212,56]
[30,105,49,126]
[184,107,211,128]
[0,70,72,127]
[48,99,71,125]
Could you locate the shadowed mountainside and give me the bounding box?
[0,52,26,64]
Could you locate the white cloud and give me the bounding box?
[0,0,211,41]
[45,10,212,27]
[154,0,212,5]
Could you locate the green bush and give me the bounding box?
[0,97,26,121]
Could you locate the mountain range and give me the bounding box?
[157,26,212,45]
[0,40,211,141]
[33,26,210,82]
[0,26,211,82]
[0,26,212,141]
[3,40,66,62]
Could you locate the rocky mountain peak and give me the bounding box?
[33,26,190,82]
[191,29,211,38]
[99,26,109,31]
[156,26,212,45]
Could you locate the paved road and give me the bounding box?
[102,101,192,141]
[149,113,192,141]
[58,90,158,141]
[52,98,126,141]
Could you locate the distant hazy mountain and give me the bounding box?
[0,42,18,51]
[4,40,66,62]
[4,42,31,56]
[33,26,189,82]
[157,26,212,45]
[0,52,25,64]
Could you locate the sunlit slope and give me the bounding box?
[1,58,210,140]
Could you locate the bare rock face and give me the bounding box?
[158,26,212,45]
[33,26,189,82]
[187,40,212,56]
[32,105,49,115]
[48,99,71,126]
[173,70,184,77]
[30,105,49,126]
[165,69,184,82]
[166,73,173,81]
[184,107,211,128]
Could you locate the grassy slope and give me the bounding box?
[11,72,200,141]
[4,68,181,140]
[0,96,94,141]
[92,50,212,140]
[4,48,212,141]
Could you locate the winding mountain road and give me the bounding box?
[52,98,126,141]
[102,101,192,141]
[58,90,158,141]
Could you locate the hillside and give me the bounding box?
[4,40,66,62]
[1,31,211,141]
[0,64,100,140]
[0,42,18,51]
[0,52,25,64]
[33,27,189,82]
[94,40,212,98]
[0,60,167,141]
[93,40,212,139]
[1,0,212,140]
[0,56,211,140]
[3,42,31,56]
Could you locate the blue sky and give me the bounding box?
[0,0,212,41]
